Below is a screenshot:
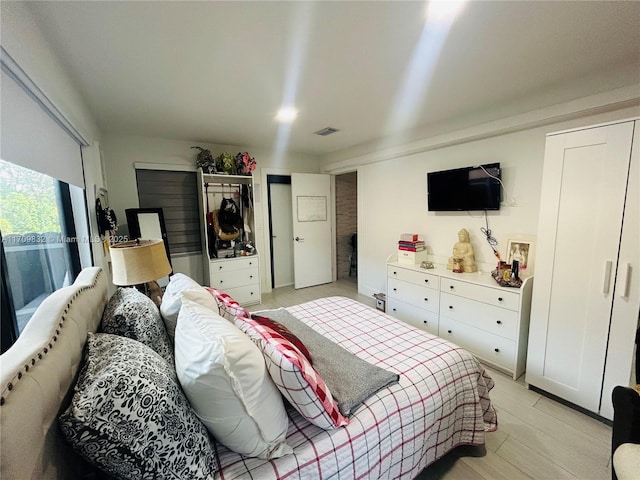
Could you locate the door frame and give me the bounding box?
[267,174,293,289]
[324,166,360,293]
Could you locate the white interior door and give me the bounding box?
[270,183,294,288]
[291,173,332,289]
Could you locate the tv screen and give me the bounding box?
[427,163,501,211]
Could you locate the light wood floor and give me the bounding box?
[250,278,613,480]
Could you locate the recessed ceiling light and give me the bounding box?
[275,106,298,123]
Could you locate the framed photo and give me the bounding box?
[506,239,535,277]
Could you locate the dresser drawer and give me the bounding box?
[387,298,439,336]
[440,292,518,340]
[388,278,439,313]
[225,284,260,306]
[209,256,259,274]
[209,266,259,290]
[387,265,439,290]
[439,316,516,370]
[440,277,519,311]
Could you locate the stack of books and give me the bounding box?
[398,233,425,252]
[397,233,427,264]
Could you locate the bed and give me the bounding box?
[0,267,497,479]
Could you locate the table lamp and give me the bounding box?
[110,239,172,306]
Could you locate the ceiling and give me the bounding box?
[25,1,640,157]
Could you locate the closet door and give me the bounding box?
[526,121,635,413]
[600,121,640,420]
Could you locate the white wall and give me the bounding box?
[0,2,99,142]
[101,134,321,286]
[350,106,640,297]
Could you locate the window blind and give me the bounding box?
[0,69,84,188]
[135,169,202,255]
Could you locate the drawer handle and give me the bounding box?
[496,320,502,325]
[219,266,223,270]
[393,271,397,275]
[423,320,428,324]
[423,298,428,302]
[392,308,397,312]
[447,330,452,334]
[249,275,253,279]
[449,285,454,290]
[393,288,397,291]
[498,297,503,302]
[249,262,253,265]
[448,305,453,309]
[494,348,500,353]
[424,279,429,284]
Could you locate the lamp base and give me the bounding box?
[134,280,164,307]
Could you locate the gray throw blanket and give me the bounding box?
[254,308,399,416]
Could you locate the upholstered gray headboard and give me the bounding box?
[0,267,108,479]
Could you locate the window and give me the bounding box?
[1,51,90,352]
[135,169,202,256]
[0,160,81,352]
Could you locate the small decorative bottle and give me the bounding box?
[452,257,464,273]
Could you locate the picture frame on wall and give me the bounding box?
[506,239,535,277]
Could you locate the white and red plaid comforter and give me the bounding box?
[214,296,497,479]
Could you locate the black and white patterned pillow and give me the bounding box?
[101,287,174,365]
[59,333,218,480]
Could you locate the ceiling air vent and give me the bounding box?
[314,127,340,136]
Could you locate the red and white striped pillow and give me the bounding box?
[235,315,349,430]
[205,287,250,320]
[249,314,313,364]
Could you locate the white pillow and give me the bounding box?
[174,293,291,459]
[160,273,205,339]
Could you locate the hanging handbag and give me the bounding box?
[96,198,117,236]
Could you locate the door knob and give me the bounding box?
[295,236,304,242]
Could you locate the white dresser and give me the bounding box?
[387,266,440,336]
[208,256,261,306]
[387,261,533,379]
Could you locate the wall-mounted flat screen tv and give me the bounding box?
[427,163,501,211]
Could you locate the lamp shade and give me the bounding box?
[110,239,172,286]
